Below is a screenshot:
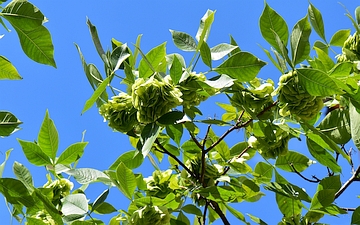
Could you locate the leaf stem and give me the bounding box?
[154,139,196,178]
[335,165,360,199]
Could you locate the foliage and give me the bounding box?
[0,0,55,137]
[2,1,360,225]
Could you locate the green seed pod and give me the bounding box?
[132,76,183,123]
[129,205,171,225]
[99,93,138,133]
[337,32,360,62]
[277,71,323,121]
[43,178,73,206]
[178,72,214,108]
[27,210,55,225]
[248,127,290,159]
[144,169,179,199]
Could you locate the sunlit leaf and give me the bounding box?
[308,3,326,41]
[109,150,144,170]
[313,46,334,72]
[310,189,335,210]
[17,139,51,166]
[13,161,33,191]
[276,193,302,218]
[213,52,266,82]
[91,189,109,213]
[61,193,89,216]
[196,9,215,51]
[38,110,59,161]
[169,54,183,84]
[253,162,273,183]
[82,75,111,114]
[64,168,110,184]
[140,123,160,157]
[116,162,137,200]
[210,43,238,60]
[56,142,88,165]
[291,15,311,65]
[200,41,212,68]
[138,42,166,78]
[170,30,197,51]
[350,101,360,151]
[297,68,342,96]
[0,149,12,177]
[329,29,351,47]
[259,3,289,53]
[0,56,22,79]
[317,175,341,192]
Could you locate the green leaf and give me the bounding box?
[2,0,56,67]
[317,175,341,192]
[213,52,266,82]
[275,150,313,172]
[64,168,110,185]
[138,42,166,78]
[196,9,215,51]
[329,29,351,47]
[318,108,351,145]
[91,189,109,213]
[200,41,212,68]
[210,43,238,60]
[0,178,35,207]
[296,68,342,96]
[116,162,136,200]
[259,3,288,54]
[56,142,88,165]
[195,186,242,202]
[157,111,184,125]
[225,204,250,225]
[308,3,326,41]
[0,56,21,79]
[111,43,131,72]
[17,139,51,166]
[38,110,59,161]
[109,150,144,170]
[13,161,33,191]
[270,29,293,67]
[34,189,64,224]
[205,74,234,89]
[291,15,311,65]
[328,61,354,78]
[276,193,302,218]
[169,30,197,52]
[166,124,183,146]
[82,75,111,114]
[0,149,12,177]
[314,40,328,54]
[351,206,360,225]
[181,204,202,216]
[132,34,143,67]
[205,128,230,160]
[306,138,341,173]
[350,101,360,151]
[92,202,117,215]
[356,6,360,26]
[253,162,273,183]
[258,44,284,73]
[140,123,161,157]
[247,213,268,225]
[0,111,22,136]
[61,193,89,216]
[169,54,183,84]
[86,18,107,64]
[310,189,335,210]
[313,46,334,72]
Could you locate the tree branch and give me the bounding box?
[208,200,230,225]
[154,139,196,178]
[335,165,360,199]
[340,207,356,211]
[201,125,211,186]
[290,163,320,183]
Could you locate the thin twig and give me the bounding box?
[340,207,356,211]
[190,132,203,150]
[201,125,212,186]
[154,139,196,178]
[203,202,209,225]
[335,165,360,199]
[289,163,320,183]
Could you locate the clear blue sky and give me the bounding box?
[1,1,360,224]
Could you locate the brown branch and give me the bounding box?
[190,132,203,150]
[203,202,209,225]
[335,165,360,199]
[154,139,196,178]
[340,207,356,211]
[208,200,230,225]
[201,125,212,186]
[290,163,320,183]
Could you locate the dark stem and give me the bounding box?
[290,163,320,183]
[335,165,360,199]
[154,139,197,178]
[203,202,209,225]
[340,207,356,211]
[201,125,212,186]
[208,201,230,225]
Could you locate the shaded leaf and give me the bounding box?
[13,161,33,191]
[276,193,302,218]
[157,111,185,125]
[82,75,111,114]
[253,162,273,183]
[225,204,250,225]
[213,52,266,82]
[86,18,107,64]
[140,123,161,157]
[275,151,313,172]
[350,101,360,151]
[169,54,183,84]
[0,56,21,79]
[0,111,22,136]
[351,206,360,225]
[200,41,212,68]
[182,204,202,216]
[109,150,143,170]
[0,149,12,177]
[166,124,183,146]
[310,189,335,210]
[0,178,34,207]
[91,189,109,213]
[93,202,117,215]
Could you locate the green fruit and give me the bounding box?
[99,93,138,133]
[129,205,171,225]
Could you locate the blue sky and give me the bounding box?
[1,0,360,224]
